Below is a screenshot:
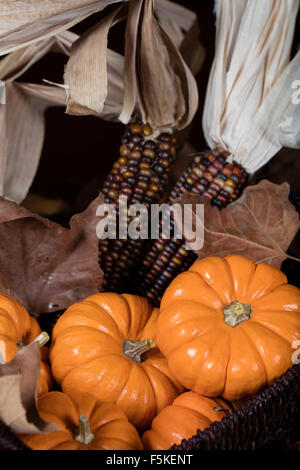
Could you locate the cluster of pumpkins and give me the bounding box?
[1,255,300,450]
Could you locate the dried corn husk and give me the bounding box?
[0,26,126,203]
[203,0,300,174]
[0,1,204,202]
[0,32,73,204]
[154,0,205,75]
[64,0,201,130]
[0,0,123,55]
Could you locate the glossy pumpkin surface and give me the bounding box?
[142,391,229,449]
[19,391,143,450]
[0,293,52,395]
[50,293,184,430]
[156,255,300,400]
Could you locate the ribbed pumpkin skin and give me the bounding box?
[50,293,184,430]
[19,391,143,450]
[142,392,228,450]
[156,255,300,401]
[0,293,52,395]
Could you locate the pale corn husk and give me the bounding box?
[0,32,73,204]
[64,0,201,130]
[0,0,123,55]
[154,0,205,75]
[64,3,127,116]
[203,0,300,174]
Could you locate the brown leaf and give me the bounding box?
[0,341,58,434]
[175,180,300,268]
[0,194,104,315]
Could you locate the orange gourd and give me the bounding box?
[142,391,229,450]
[19,391,143,450]
[156,255,300,401]
[0,293,52,395]
[50,293,184,430]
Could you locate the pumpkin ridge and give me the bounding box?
[225,255,256,285]
[194,257,234,305]
[92,418,130,436]
[120,294,134,338]
[55,324,123,349]
[152,404,212,444]
[165,321,216,359]
[117,359,156,427]
[79,296,130,340]
[221,329,232,397]
[251,311,300,343]
[80,300,128,341]
[51,440,78,450]
[55,313,125,345]
[241,319,295,349]
[120,294,151,339]
[232,324,268,389]
[238,321,292,387]
[0,310,19,337]
[113,357,133,407]
[166,327,228,392]
[190,270,225,305]
[60,351,127,388]
[142,362,182,416]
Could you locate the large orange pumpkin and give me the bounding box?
[0,293,52,395]
[50,293,184,430]
[156,255,300,401]
[19,391,143,450]
[142,391,229,449]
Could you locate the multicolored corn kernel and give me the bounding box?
[131,148,248,306]
[98,118,177,292]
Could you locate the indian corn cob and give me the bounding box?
[132,148,249,305]
[99,118,177,292]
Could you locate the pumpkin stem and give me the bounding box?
[29,332,50,348]
[17,331,49,351]
[75,414,94,445]
[123,338,156,363]
[223,301,252,327]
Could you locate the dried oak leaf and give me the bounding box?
[0,342,58,434]
[175,180,300,268]
[0,194,104,315]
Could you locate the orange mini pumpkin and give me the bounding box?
[19,391,143,450]
[0,293,52,395]
[156,255,300,401]
[50,293,184,430]
[142,391,229,450]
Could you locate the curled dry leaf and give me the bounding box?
[0,341,58,434]
[175,180,300,268]
[0,194,104,315]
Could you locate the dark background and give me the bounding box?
[17,0,300,215]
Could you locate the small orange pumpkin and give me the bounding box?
[0,293,52,395]
[156,255,300,401]
[19,391,143,450]
[50,293,184,430]
[142,391,229,449]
